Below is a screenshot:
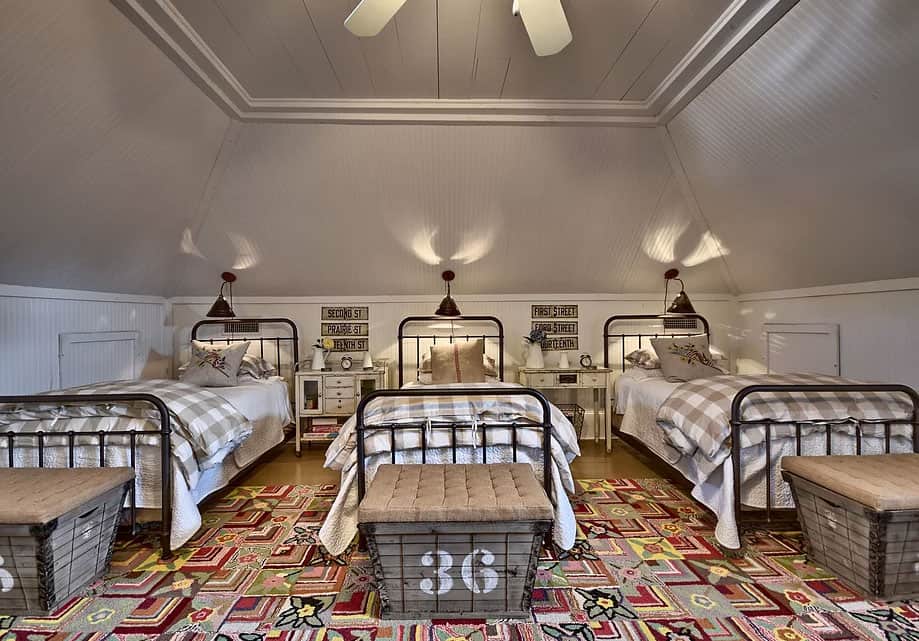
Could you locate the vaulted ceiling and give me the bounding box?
[1,0,917,297]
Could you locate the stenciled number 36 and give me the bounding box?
[419,548,499,595]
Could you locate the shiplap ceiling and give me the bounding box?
[1,0,917,297]
[115,0,797,123]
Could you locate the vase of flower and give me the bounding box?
[524,328,547,369]
[311,337,334,371]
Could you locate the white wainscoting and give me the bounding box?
[0,285,171,394]
[733,278,919,389]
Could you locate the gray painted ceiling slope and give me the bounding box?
[1,0,917,296]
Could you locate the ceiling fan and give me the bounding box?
[344,0,572,57]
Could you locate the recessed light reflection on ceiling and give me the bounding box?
[641,222,688,263]
[641,224,729,268]
[228,232,261,270]
[410,227,442,266]
[180,228,206,259]
[450,228,497,265]
[682,231,730,267]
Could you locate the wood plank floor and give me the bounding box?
[234,437,669,486]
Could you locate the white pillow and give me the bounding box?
[624,348,660,370]
[180,340,250,387]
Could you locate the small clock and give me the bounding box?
[579,353,593,368]
[340,355,353,370]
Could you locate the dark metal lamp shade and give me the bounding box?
[663,268,696,314]
[667,290,696,314]
[206,294,235,318]
[206,272,236,318]
[434,270,461,317]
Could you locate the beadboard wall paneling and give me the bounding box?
[0,286,171,394]
[731,278,919,390]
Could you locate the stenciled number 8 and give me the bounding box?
[420,548,498,595]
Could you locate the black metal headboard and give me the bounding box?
[397,315,505,387]
[191,317,300,383]
[603,313,710,371]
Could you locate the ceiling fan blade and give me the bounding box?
[516,0,572,56]
[344,0,409,37]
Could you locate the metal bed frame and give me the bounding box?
[604,313,919,537]
[397,315,505,387]
[354,388,554,505]
[0,317,299,557]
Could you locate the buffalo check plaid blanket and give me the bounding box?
[0,379,252,484]
[657,373,916,463]
[325,383,580,472]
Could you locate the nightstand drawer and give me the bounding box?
[328,398,355,414]
[581,373,606,387]
[324,376,354,388]
[528,373,555,387]
[324,386,354,399]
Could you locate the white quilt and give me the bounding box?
[614,371,914,549]
[318,382,580,556]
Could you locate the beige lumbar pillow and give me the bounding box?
[430,339,487,384]
[650,335,725,382]
[421,349,497,377]
[180,340,250,387]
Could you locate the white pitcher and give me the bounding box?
[525,343,545,369]
[311,346,326,371]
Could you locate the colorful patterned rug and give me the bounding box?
[1,479,916,641]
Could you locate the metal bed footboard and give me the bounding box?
[0,393,173,555]
[354,388,554,504]
[729,383,919,533]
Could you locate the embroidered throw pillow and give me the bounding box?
[180,340,250,387]
[650,335,726,382]
[430,339,487,384]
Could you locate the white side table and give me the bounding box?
[517,367,613,452]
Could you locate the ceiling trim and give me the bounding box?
[116,0,797,125]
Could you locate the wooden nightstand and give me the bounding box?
[517,367,613,452]
[294,362,388,455]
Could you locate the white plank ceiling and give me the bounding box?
[168,0,731,100]
[1,0,917,297]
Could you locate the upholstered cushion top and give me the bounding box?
[359,464,553,523]
[782,454,919,511]
[0,467,134,524]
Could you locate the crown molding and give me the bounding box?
[116,0,797,126]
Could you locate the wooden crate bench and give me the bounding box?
[358,463,552,619]
[0,467,134,615]
[782,454,919,600]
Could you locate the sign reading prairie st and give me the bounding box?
[321,323,368,337]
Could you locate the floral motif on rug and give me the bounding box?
[1,479,915,641]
